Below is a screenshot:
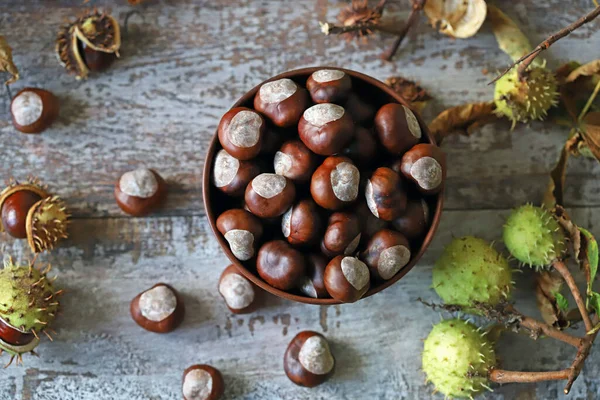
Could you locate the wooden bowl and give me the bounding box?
[203,67,444,305]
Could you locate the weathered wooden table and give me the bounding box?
[1,1,599,399]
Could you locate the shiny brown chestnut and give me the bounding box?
[281,198,323,246]
[212,149,260,196]
[216,209,263,261]
[284,331,335,387]
[254,78,309,128]
[10,88,59,134]
[310,156,359,210]
[298,253,329,299]
[218,264,257,314]
[130,283,185,333]
[217,107,265,160]
[392,198,430,239]
[256,240,306,290]
[274,140,318,182]
[298,103,354,155]
[365,167,407,221]
[183,364,225,400]
[341,126,377,165]
[324,255,370,303]
[260,125,292,155]
[245,173,296,218]
[306,69,352,104]
[354,201,389,244]
[344,93,375,125]
[321,212,361,258]
[400,143,446,195]
[362,229,411,281]
[374,103,422,154]
[114,168,167,216]
[0,187,47,239]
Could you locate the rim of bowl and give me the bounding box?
[202,66,444,305]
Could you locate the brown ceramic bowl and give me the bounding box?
[203,67,444,305]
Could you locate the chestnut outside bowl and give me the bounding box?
[203,67,444,305]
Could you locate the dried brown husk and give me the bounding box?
[337,0,383,42]
[26,196,69,253]
[535,270,568,327]
[424,0,487,39]
[385,76,432,113]
[0,35,19,85]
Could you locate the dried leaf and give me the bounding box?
[566,60,600,83]
[554,205,581,261]
[543,142,570,209]
[579,228,598,296]
[535,270,568,327]
[385,76,432,113]
[0,35,19,85]
[487,4,533,62]
[424,0,487,39]
[428,102,497,144]
[581,111,600,161]
[588,292,600,328]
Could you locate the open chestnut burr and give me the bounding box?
[204,67,444,305]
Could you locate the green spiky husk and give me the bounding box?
[503,205,566,269]
[0,260,59,336]
[494,66,558,126]
[433,236,513,310]
[423,319,495,398]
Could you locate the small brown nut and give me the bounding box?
[218,265,256,314]
[344,93,375,124]
[310,156,359,210]
[298,253,329,299]
[245,173,296,218]
[306,69,352,104]
[374,103,422,154]
[362,229,411,281]
[212,149,260,196]
[341,126,377,165]
[216,209,263,261]
[321,212,361,257]
[274,140,318,182]
[365,167,407,221]
[182,364,225,400]
[281,198,323,246]
[114,168,167,216]
[400,144,446,195]
[324,256,370,303]
[354,201,389,243]
[260,125,292,155]
[392,198,430,239]
[217,107,265,160]
[254,78,309,128]
[130,283,184,333]
[284,331,335,387]
[10,88,59,134]
[298,103,354,155]
[256,240,306,290]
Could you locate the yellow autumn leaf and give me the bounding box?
[487,4,533,62]
[428,101,497,143]
[0,35,19,85]
[566,60,600,83]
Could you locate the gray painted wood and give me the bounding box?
[0,1,599,399]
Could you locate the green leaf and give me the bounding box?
[589,291,600,317]
[580,228,599,295]
[554,292,569,312]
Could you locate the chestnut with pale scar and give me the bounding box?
[284,331,335,387]
[216,209,263,261]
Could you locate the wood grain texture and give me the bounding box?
[0,0,599,399]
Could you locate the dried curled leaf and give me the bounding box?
[566,60,600,83]
[554,205,580,260]
[0,35,19,85]
[581,111,600,161]
[385,76,432,113]
[535,270,568,327]
[543,141,571,209]
[336,0,383,42]
[579,228,598,297]
[428,101,497,144]
[487,4,533,62]
[424,0,487,39]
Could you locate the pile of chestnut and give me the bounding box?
[212,69,445,303]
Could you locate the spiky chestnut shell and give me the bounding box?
[503,204,566,269]
[494,66,558,126]
[433,236,512,309]
[26,196,69,253]
[56,10,121,79]
[0,258,60,358]
[0,178,49,238]
[422,319,495,399]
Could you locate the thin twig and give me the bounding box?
[489,5,600,84]
[381,0,426,61]
[518,313,581,348]
[553,260,594,332]
[489,368,570,384]
[564,334,596,394]
[373,0,388,14]
[578,78,600,122]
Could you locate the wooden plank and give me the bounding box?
[1,208,599,399]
